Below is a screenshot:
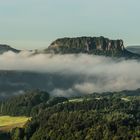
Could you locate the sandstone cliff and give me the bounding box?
[46,36,139,58]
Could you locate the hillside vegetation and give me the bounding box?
[0,89,139,140]
[0,90,68,117]
[18,93,140,140]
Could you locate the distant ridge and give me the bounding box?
[0,44,20,54]
[126,46,140,55]
[0,37,140,59]
[45,36,140,59]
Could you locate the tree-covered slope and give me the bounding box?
[0,90,67,116]
[8,89,140,140]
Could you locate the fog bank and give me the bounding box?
[0,51,140,96]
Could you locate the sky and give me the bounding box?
[0,0,140,50]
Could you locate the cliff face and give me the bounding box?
[46,36,139,58]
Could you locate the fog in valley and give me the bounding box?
[0,51,140,98]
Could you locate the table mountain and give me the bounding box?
[45,36,140,58]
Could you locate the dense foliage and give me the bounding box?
[9,89,140,140]
[0,131,10,140]
[0,89,140,139]
[0,90,68,116]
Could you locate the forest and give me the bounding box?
[0,89,140,140]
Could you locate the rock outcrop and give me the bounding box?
[46,36,140,58]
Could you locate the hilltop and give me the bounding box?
[0,44,20,54]
[0,37,140,59]
[45,36,140,58]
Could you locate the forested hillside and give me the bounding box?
[0,89,139,140]
[0,90,67,116]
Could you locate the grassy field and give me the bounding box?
[69,98,84,102]
[68,98,92,103]
[0,116,31,132]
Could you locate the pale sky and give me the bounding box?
[0,0,140,49]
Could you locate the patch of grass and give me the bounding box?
[121,98,130,102]
[69,98,84,102]
[0,116,31,132]
[68,98,92,103]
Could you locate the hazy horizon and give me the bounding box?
[0,0,140,49]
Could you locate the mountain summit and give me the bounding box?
[46,36,140,58]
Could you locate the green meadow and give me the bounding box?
[0,116,30,132]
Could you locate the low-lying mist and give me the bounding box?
[0,51,140,97]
